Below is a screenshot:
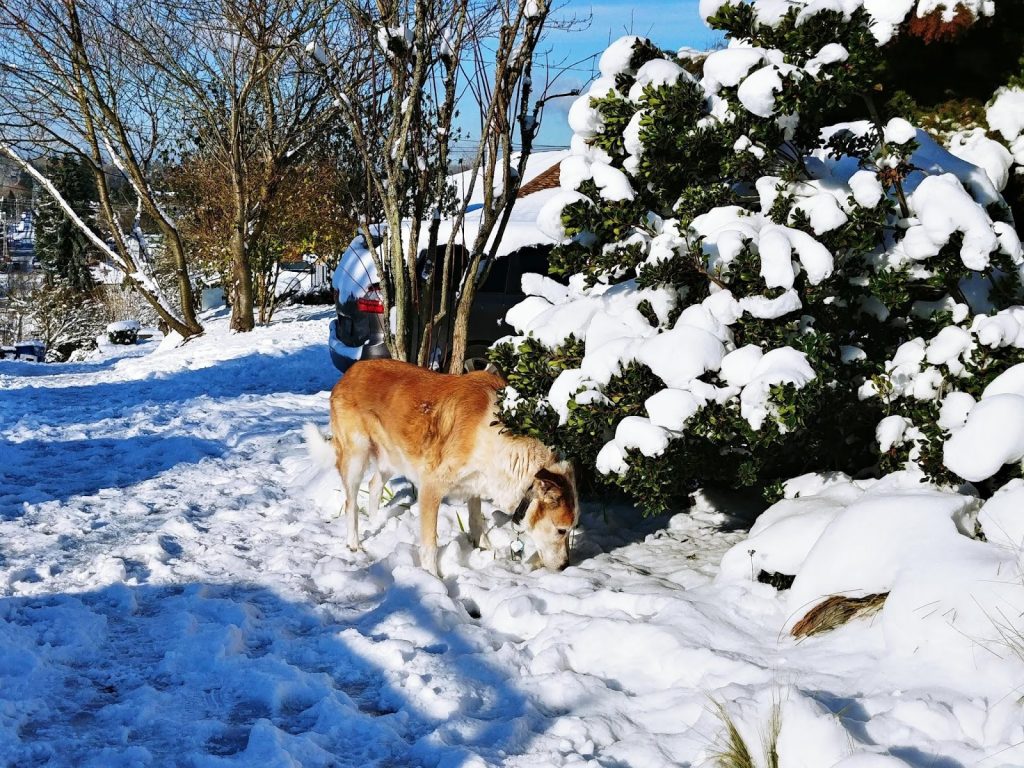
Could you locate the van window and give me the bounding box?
[478,257,510,293]
[506,247,551,295]
[517,249,549,277]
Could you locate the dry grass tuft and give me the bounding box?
[709,699,781,768]
[791,593,889,638]
[762,702,781,768]
[709,700,755,768]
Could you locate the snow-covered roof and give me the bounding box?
[433,149,570,258]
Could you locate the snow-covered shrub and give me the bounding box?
[492,3,1024,514]
[106,320,141,346]
[26,278,107,361]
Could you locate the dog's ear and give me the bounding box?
[534,466,565,496]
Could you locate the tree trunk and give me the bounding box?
[228,132,255,333]
[162,224,202,334]
[448,283,474,375]
[387,220,409,361]
[229,227,256,332]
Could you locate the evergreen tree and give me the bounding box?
[34,154,98,293]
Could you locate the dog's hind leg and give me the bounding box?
[366,468,385,521]
[338,438,369,552]
[418,482,443,578]
[467,496,491,550]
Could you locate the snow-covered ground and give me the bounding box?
[2,305,1024,767]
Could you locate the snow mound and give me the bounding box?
[722,470,1024,670]
[943,394,1024,482]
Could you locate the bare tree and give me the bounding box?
[1,0,350,336]
[113,0,348,331]
[310,0,573,372]
[168,139,357,325]
[0,0,204,338]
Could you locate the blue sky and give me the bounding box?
[531,0,724,147]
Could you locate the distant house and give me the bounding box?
[0,157,32,199]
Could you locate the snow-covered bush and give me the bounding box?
[106,320,141,346]
[26,278,107,361]
[492,2,1024,514]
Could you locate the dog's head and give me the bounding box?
[515,461,578,570]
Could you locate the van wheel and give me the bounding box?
[464,345,499,375]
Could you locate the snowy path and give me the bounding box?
[2,307,1023,767]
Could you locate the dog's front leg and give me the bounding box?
[467,497,491,550]
[418,483,443,578]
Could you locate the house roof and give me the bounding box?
[517,160,562,198]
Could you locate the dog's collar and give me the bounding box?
[511,496,530,525]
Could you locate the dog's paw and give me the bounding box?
[420,547,440,578]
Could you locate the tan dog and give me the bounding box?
[312,359,578,576]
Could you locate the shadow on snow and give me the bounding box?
[0,579,540,768]
[0,435,226,520]
[1,342,339,519]
[0,343,339,434]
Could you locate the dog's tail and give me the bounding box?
[303,422,336,470]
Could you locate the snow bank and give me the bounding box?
[721,469,1024,673]
[718,475,861,581]
[785,485,979,614]
[979,479,1024,551]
